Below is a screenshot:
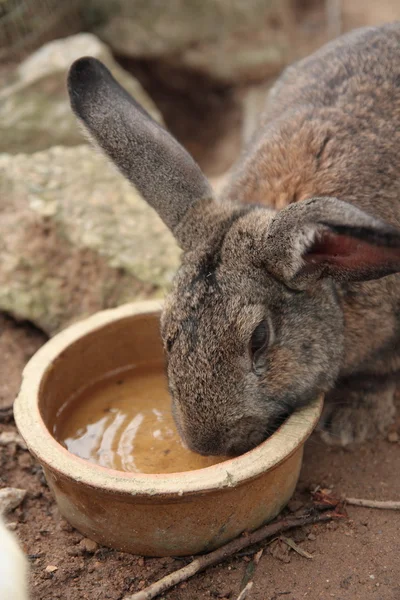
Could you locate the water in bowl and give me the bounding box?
[53,364,226,474]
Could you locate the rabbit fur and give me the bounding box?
[68,22,400,456]
[0,515,29,600]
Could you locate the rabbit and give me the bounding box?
[67,21,400,456]
[0,515,29,600]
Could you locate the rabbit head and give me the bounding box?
[68,58,400,456]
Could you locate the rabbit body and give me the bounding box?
[68,23,400,455]
[223,22,400,446]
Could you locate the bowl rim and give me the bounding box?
[14,300,323,498]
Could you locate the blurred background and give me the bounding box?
[1,0,400,342]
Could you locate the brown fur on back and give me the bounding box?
[224,22,400,387]
[225,23,400,225]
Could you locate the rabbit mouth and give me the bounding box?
[226,408,295,456]
[198,411,295,457]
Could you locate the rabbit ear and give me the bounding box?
[67,57,213,244]
[263,197,400,288]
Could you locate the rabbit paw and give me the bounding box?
[320,386,396,446]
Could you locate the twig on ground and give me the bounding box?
[281,536,313,560]
[239,548,263,598]
[345,497,400,510]
[313,488,400,511]
[124,508,344,600]
[236,581,253,600]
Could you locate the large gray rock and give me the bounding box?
[91,0,294,83]
[0,145,180,335]
[0,33,162,155]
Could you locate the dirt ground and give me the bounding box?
[1,316,399,600]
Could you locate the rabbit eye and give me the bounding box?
[250,320,269,355]
[249,320,269,373]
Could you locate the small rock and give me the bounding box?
[270,539,291,564]
[0,431,27,450]
[137,557,145,567]
[388,431,399,443]
[7,521,18,531]
[45,565,58,573]
[0,33,162,155]
[0,146,180,334]
[67,547,82,557]
[0,487,26,514]
[79,538,98,554]
[307,533,317,541]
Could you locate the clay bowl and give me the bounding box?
[14,301,323,557]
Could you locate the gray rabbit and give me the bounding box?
[68,22,400,456]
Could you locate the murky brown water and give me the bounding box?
[54,364,226,474]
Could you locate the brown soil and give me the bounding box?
[0,314,47,411]
[1,315,399,600]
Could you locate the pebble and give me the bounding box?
[137,557,145,567]
[307,533,317,541]
[388,431,399,443]
[67,547,82,557]
[0,487,26,514]
[79,537,98,553]
[0,431,27,450]
[45,565,58,573]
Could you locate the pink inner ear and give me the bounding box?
[305,231,400,271]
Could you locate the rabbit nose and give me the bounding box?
[184,430,227,457]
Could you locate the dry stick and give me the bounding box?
[345,497,400,510]
[124,510,341,600]
[237,548,263,600]
[236,581,254,600]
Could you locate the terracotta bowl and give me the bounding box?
[14,301,323,557]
